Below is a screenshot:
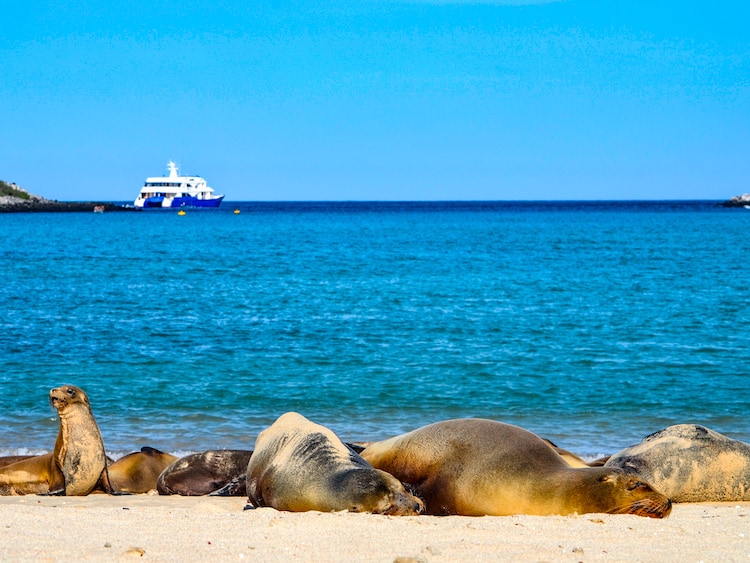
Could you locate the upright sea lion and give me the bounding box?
[0,385,111,495]
[157,450,253,496]
[360,418,672,518]
[107,447,178,494]
[604,424,750,502]
[246,412,424,515]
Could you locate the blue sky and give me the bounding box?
[2,0,748,201]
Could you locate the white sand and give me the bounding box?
[0,496,747,562]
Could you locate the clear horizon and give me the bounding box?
[3,1,748,202]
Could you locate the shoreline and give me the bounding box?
[0,200,137,213]
[1,496,747,561]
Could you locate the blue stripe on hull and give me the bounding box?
[171,196,224,208]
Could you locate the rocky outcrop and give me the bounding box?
[722,194,750,208]
[0,180,136,212]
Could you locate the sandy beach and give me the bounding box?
[0,496,747,562]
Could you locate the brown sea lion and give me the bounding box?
[246,412,424,515]
[157,450,253,496]
[541,439,594,468]
[604,424,750,502]
[0,385,111,495]
[360,418,672,518]
[0,456,36,469]
[107,447,178,494]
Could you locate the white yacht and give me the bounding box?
[134,161,224,208]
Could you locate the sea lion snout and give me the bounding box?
[49,385,75,409]
[385,494,424,516]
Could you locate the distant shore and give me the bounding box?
[0,180,136,213]
[0,199,137,213]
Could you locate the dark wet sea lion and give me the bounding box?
[157,450,253,496]
[246,412,424,515]
[360,418,672,518]
[0,385,111,495]
[107,447,178,494]
[604,424,750,502]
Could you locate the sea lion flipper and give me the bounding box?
[208,476,247,496]
[40,487,66,496]
[98,467,115,495]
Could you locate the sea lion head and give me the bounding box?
[49,385,90,413]
[335,468,424,516]
[584,469,672,519]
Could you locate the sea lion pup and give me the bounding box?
[157,450,253,496]
[0,385,112,496]
[360,418,672,518]
[107,447,178,494]
[246,412,424,515]
[604,424,750,502]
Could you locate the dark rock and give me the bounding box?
[0,200,138,213]
[722,194,750,208]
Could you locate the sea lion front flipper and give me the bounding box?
[40,487,66,496]
[208,475,247,496]
[97,466,116,494]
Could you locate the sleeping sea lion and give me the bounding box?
[157,450,253,496]
[107,447,178,494]
[360,418,672,518]
[0,456,36,469]
[604,424,750,502]
[0,385,111,495]
[246,412,424,515]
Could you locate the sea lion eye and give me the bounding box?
[627,481,645,491]
[66,388,76,396]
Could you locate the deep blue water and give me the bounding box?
[1,201,748,459]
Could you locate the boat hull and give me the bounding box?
[139,195,224,208]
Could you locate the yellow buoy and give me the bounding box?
[178,209,186,216]
[234,209,240,214]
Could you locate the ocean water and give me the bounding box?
[1,201,748,460]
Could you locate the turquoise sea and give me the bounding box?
[1,201,748,460]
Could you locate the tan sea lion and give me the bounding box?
[246,412,424,515]
[0,385,111,495]
[107,447,178,494]
[604,424,750,502]
[360,418,672,518]
[157,450,253,496]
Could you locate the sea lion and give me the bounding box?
[360,418,672,518]
[107,447,178,494]
[604,424,750,502]
[541,439,594,468]
[0,385,111,495]
[246,412,424,515]
[157,450,253,496]
[0,456,36,469]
